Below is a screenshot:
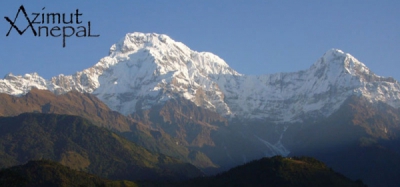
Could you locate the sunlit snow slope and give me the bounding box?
[1,32,399,122]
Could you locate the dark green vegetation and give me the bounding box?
[0,113,203,181]
[0,156,365,187]
[0,160,139,187]
[0,89,217,169]
[1,90,397,186]
[182,156,367,187]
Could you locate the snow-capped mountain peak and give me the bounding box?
[0,72,47,95]
[314,48,372,78]
[15,32,235,115]
[0,33,399,122]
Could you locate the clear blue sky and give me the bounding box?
[1,0,399,80]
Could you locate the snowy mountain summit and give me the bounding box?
[1,32,400,122]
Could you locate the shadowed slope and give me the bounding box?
[0,160,139,187]
[0,113,203,181]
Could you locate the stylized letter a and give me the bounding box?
[4,5,37,36]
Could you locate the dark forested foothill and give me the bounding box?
[0,160,138,187]
[175,156,368,187]
[0,156,367,187]
[0,113,203,181]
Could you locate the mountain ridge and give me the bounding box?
[0,88,219,169]
[1,32,399,122]
[281,95,400,187]
[0,113,204,181]
[0,156,367,187]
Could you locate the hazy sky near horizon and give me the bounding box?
[0,0,399,80]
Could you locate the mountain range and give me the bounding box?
[2,32,399,122]
[1,32,400,186]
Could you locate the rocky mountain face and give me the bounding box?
[1,32,399,123]
[131,97,228,147]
